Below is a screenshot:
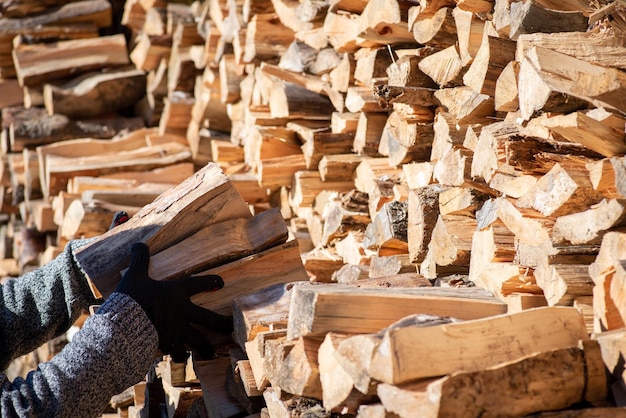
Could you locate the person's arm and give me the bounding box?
[0,240,100,371]
[0,293,158,418]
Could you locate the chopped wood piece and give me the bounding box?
[273,337,322,399]
[434,86,494,124]
[418,46,467,88]
[357,0,415,45]
[43,68,147,119]
[463,29,516,97]
[535,262,594,307]
[319,154,367,182]
[194,357,246,418]
[369,306,590,384]
[522,46,626,115]
[508,0,589,40]
[12,34,129,87]
[516,161,604,217]
[539,109,626,158]
[189,239,308,316]
[73,163,253,298]
[552,199,626,245]
[232,282,294,349]
[318,332,378,413]
[147,208,288,281]
[286,283,507,339]
[354,112,387,156]
[411,7,457,49]
[589,232,626,332]
[377,340,607,417]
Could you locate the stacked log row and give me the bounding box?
[4,0,626,417]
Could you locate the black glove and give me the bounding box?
[115,243,233,362]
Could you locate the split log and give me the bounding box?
[411,7,457,49]
[318,332,378,413]
[494,60,519,112]
[587,156,626,199]
[552,199,626,245]
[73,162,253,298]
[12,33,130,87]
[43,67,147,119]
[589,232,626,332]
[508,0,589,40]
[368,200,408,252]
[353,112,388,156]
[232,281,295,349]
[369,306,590,385]
[44,142,191,199]
[318,153,368,182]
[417,45,468,88]
[516,161,604,217]
[534,262,594,307]
[522,46,626,115]
[146,208,288,281]
[433,86,494,124]
[286,283,507,339]
[539,109,626,158]
[407,185,440,263]
[462,28,516,97]
[377,340,607,418]
[4,106,144,154]
[357,0,415,45]
[190,240,309,316]
[272,336,323,399]
[194,357,246,418]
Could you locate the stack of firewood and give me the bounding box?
[4,0,626,417]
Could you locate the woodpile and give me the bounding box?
[5,0,626,417]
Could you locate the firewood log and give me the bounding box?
[354,112,387,156]
[433,86,494,124]
[43,67,147,118]
[539,109,626,158]
[368,306,590,385]
[411,7,457,49]
[508,0,588,40]
[357,0,415,45]
[12,33,129,87]
[377,340,606,417]
[318,332,378,413]
[73,162,253,297]
[286,282,507,339]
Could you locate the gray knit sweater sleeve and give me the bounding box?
[0,240,99,370]
[0,292,159,417]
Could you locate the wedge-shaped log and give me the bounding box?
[272,336,323,399]
[232,282,296,349]
[73,162,253,298]
[539,109,626,158]
[44,142,192,198]
[287,283,507,339]
[516,161,604,217]
[43,68,147,119]
[522,46,626,114]
[191,240,309,315]
[369,306,590,385]
[552,198,626,245]
[148,208,288,281]
[377,340,607,417]
[318,332,377,413]
[12,34,129,87]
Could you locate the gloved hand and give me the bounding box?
[115,243,233,362]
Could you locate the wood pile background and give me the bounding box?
[4,0,626,416]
